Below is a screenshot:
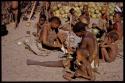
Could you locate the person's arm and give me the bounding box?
[59,23,71,31]
[100,36,108,47]
[42,26,61,49]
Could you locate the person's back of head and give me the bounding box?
[69,8,75,15]
[49,16,61,29]
[39,14,46,21]
[73,22,86,33]
[108,31,119,42]
[1,24,8,36]
[49,16,61,25]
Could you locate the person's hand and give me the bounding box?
[54,40,62,48]
[57,32,67,43]
[99,44,103,47]
[67,47,75,53]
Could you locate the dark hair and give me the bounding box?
[108,31,119,42]
[83,5,88,9]
[81,12,86,16]
[40,14,46,21]
[69,8,75,14]
[49,16,61,25]
[73,22,86,33]
[47,2,51,11]
[1,24,8,36]
[114,12,122,17]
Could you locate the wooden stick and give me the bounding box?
[28,1,37,21]
[23,41,38,55]
[45,1,49,22]
[68,5,72,47]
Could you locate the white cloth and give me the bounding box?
[115,5,122,13]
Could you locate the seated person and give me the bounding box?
[9,1,21,28]
[98,11,108,33]
[99,31,119,62]
[113,12,122,40]
[36,14,46,40]
[81,4,90,24]
[67,8,79,27]
[40,16,68,52]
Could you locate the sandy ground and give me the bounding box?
[2,15,123,81]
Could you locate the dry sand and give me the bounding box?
[2,15,123,81]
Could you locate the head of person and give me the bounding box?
[83,5,88,11]
[80,12,86,18]
[73,22,87,37]
[107,31,119,43]
[69,8,75,15]
[39,14,46,25]
[49,16,61,29]
[45,1,51,10]
[79,16,88,26]
[113,12,121,22]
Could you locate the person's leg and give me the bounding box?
[74,64,93,80]
[86,64,95,81]
[13,10,19,28]
[37,24,41,36]
[108,45,117,62]
[63,71,74,81]
[16,10,21,27]
[37,30,43,43]
[76,49,84,64]
[57,31,67,44]
[100,48,105,61]
[75,49,95,80]
[15,13,18,28]
[101,47,111,62]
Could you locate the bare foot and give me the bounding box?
[63,72,74,81]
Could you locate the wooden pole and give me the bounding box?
[68,3,72,47]
[26,1,36,27]
[45,1,49,22]
[28,1,37,21]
